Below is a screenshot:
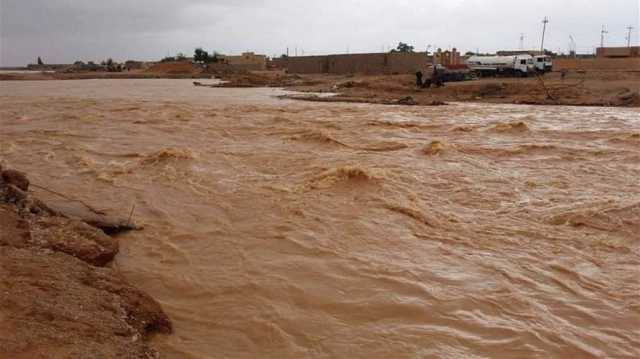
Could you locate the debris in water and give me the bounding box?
[423,141,445,155]
[396,96,418,106]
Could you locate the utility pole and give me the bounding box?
[520,33,525,50]
[569,35,576,57]
[626,26,634,48]
[600,25,608,48]
[540,17,549,53]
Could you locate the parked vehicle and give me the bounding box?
[533,55,553,73]
[421,64,474,87]
[466,55,535,77]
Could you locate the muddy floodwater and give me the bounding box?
[1,79,639,358]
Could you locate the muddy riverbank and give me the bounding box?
[1,79,639,358]
[0,166,171,358]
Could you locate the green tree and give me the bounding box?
[37,57,44,65]
[194,48,210,63]
[394,42,414,53]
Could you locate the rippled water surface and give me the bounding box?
[1,79,639,358]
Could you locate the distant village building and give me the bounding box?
[434,48,461,66]
[269,49,461,75]
[596,46,640,58]
[219,52,267,71]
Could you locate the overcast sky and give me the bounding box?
[1,0,638,66]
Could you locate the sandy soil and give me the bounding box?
[0,167,171,358]
[1,80,638,358]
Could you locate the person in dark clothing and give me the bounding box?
[432,65,441,87]
[415,71,423,88]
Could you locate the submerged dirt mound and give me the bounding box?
[355,141,409,152]
[423,141,445,156]
[548,203,640,235]
[611,90,640,106]
[395,96,418,106]
[335,80,371,89]
[306,166,378,190]
[460,143,563,159]
[489,121,530,133]
[383,203,435,227]
[140,148,197,165]
[288,130,348,147]
[215,72,320,88]
[147,61,202,75]
[609,133,640,145]
[0,166,171,358]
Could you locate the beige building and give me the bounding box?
[220,52,267,71]
[433,48,461,66]
[596,46,640,58]
[271,52,435,75]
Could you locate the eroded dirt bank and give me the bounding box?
[0,166,171,358]
[1,80,639,358]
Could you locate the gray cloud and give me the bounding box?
[1,0,638,66]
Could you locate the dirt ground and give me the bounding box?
[0,167,171,358]
[3,61,638,107]
[276,71,640,107]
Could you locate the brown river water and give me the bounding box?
[1,79,639,358]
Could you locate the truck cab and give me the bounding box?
[513,55,535,77]
[533,55,553,73]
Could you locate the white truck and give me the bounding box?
[533,55,553,73]
[466,54,535,77]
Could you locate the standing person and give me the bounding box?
[415,70,423,88]
[432,65,440,87]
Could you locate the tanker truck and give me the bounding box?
[466,54,535,77]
